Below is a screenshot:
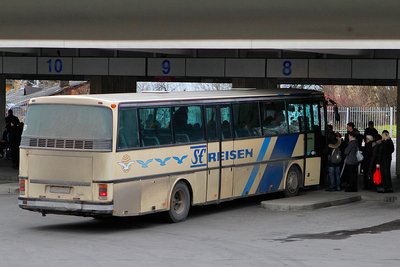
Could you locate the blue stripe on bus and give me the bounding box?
[256,162,284,194]
[241,137,271,196]
[256,135,299,194]
[269,134,298,160]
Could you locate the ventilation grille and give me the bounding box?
[21,136,111,151]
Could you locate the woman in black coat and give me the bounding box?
[369,135,382,188]
[376,131,394,193]
[362,135,374,190]
[343,132,359,192]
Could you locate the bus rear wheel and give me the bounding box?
[168,182,190,223]
[285,166,301,197]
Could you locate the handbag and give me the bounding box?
[356,149,363,162]
[373,167,382,185]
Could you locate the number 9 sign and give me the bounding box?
[148,58,185,76]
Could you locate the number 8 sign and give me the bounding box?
[266,59,308,78]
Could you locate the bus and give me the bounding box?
[18,88,326,222]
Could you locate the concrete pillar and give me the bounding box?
[397,82,400,178]
[231,78,278,89]
[88,76,137,94]
[0,76,5,132]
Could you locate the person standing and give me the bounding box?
[364,121,378,140]
[5,110,21,168]
[376,130,394,193]
[327,133,342,191]
[343,131,359,192]
[369,134,382,190]
[5,109,19,132]
[344,122,363,150]
[361,135,374,190]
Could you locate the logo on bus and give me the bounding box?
[117,154,189,172]
[190,145,207,168]
[190,145,254,168]
[117,154,135,173]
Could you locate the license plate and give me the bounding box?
[49,186,71,194]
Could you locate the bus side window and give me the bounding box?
[118,108,139,150]
[172,105,204,144]
[220,106,232,139]
[233,102,261,138]
[312,103,321,128]
[139,107,172,146]
[305,103,319,132]
[261,101,288,136]
[287,103,305,133]
[205,106,218,141]
[187,106,204,143]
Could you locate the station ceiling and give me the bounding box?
[1,1,400,59]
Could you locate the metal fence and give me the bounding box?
[326,106,397,137]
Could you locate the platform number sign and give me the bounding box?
[282,60,292,76]
[162,59,171,75]
[46,58,63,73]
[148,58,185,76]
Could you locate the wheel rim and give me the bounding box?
[287,169,299,194]
[172,189,186,215]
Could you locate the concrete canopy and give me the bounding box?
[0,0,400,49]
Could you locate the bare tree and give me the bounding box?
[323,85,397,107]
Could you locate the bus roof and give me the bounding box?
[29,88,324,105]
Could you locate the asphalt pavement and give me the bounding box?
[0,156,19,194]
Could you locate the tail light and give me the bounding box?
[99,184,108,200]
[19,179,26,195]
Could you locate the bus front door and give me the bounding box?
[205,105,234,202]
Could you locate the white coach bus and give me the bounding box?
[18,89,326,222]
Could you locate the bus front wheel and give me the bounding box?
[284,166,301,197]
[168,182,190,223]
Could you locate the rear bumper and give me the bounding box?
[18,197,113,217]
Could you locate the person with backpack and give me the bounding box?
[326,130,342,191]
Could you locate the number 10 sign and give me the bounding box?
[38,57,73,75]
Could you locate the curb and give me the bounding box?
[0,184,19,195]
[261,195,362,211]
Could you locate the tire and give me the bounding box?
[284,166,301,197]
[168,182,190,223]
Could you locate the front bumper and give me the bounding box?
[18,197,113,217]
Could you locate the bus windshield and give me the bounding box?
[23,104,112,140]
